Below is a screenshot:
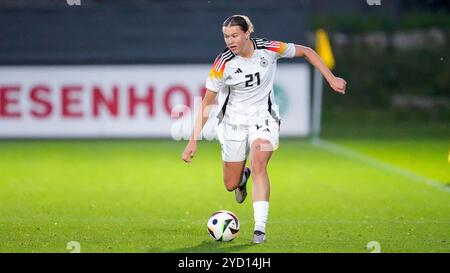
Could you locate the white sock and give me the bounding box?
[253,201,269,233]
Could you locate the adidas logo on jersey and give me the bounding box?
[234,68,243,74]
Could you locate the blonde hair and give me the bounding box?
[223,15,254,33]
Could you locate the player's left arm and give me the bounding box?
[294,45,346,94]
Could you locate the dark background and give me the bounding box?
[0,0,448,137]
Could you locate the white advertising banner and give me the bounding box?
[0,65,310,138]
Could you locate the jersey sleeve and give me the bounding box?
[256,38,296,59]
[276,41,296,59]
[205,56,226,93]
[205,49,236,92]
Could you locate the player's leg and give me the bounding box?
[250,138,272,201]
[222,161,251,203]
[248,119,279,243]
[218,122,251,202]
[222,161,246,191]
[249,138,273,243]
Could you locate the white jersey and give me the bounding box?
[206,38,296,126]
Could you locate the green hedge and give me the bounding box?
[322,46,450,120]
[310,12,450,121]
[309,11,450,33]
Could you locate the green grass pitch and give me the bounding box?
[0,134,449,253]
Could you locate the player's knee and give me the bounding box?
[223,177,239,191]
[225,185,236,192]
[251,161,267,176]
[224,183,238,192]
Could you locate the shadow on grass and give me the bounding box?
[148,240,257,253]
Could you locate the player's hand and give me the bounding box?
[182,140,197,163]
[329,77,346,94]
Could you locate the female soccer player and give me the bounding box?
[182,15,346,243]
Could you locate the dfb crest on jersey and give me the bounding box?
[260,57,268,67]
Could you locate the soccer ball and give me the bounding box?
[207,210,240,241]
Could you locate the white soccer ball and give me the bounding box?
[207,210,240,241]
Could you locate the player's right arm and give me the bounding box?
[182,50,228,163]
[182,89,217,163]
